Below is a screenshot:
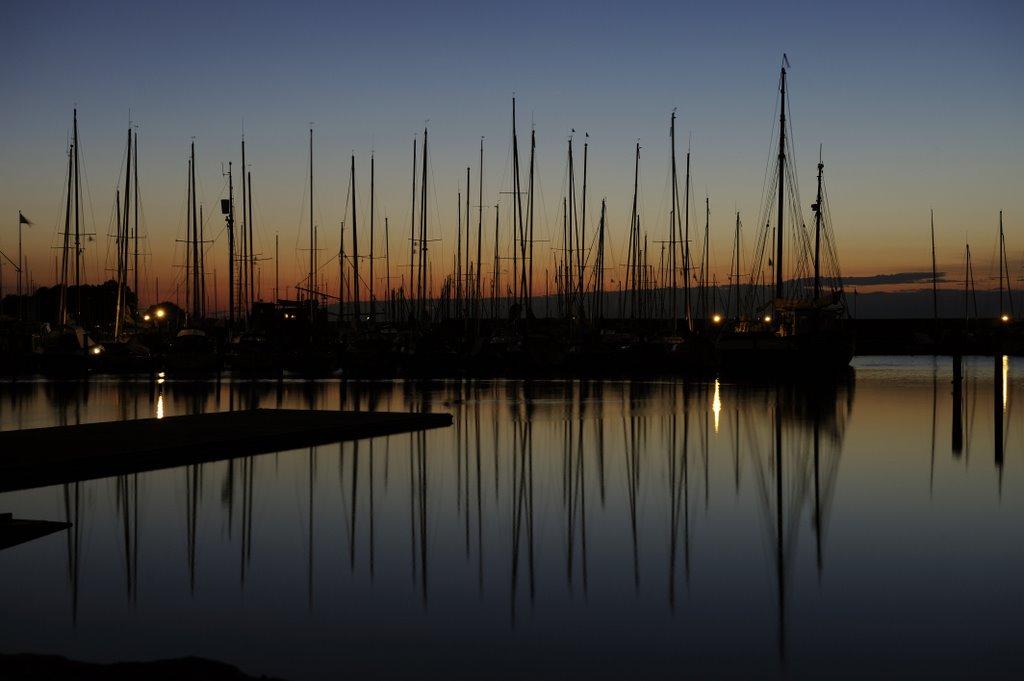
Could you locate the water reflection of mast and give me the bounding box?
[408,429,430,605]
[240,456,254,585]
[473,391,485,593]
[667,384,692,609]
[63,481,81,625]
[930,358,938,495]
[624,399,641,590]
[510,405,536,621]
[117,473,139,602]
[565,390,589,594]
[308,447,315,608]
[952,356,963,456]
[773,396,786,659]
[186,463,201,595]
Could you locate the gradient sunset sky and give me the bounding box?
[2,0,1021,310]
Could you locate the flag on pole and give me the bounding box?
[18,212,32,226]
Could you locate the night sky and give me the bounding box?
[2,0,1021,310]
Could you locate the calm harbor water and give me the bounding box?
[1,356,1021,679]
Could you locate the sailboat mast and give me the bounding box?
[734,212,741,318]
[628,143,640,319]
[684,149,692,331]
[132,129,139,314]
[775,63,788,303]
[240,135,247,324]
[227,161,235,329]
[419,128,429,320]
[115,128,132,337]
[670,111,679,334]
[597,199,606,319]
[931,210,938,323]
[567,136,576,318]
[475,138,484,332]
[511,98,523,311]
[59,127,72,326]
[308,128,314,317]
[247,171,254,307]
[579,134,588,315]
[492,203,500,320]
[374,151,378,321]
[351,154,360,329]
[191,142,200,323]
[409,136,417,317]
[813,150,823,301]
[527,129,536,318]
[998,210,1009,318]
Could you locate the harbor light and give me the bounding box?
[763,315,772,324]
[712,314,722,324]
[1001,314,1010,323]
[143,313,151,322]
[155,308,166,319]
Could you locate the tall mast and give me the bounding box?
[184,155,191,321]
[567,135,576,318]
[247,171,254,306]
[527,129,536,319]
[475,138,484,333]
[596,199,606,320]
[930,210,938,323]
[579,133,588,316]
[351,154,360,329]
[374,151,378,321]
[191,141,200,323]
[628,142,640,319]
[456,184,463,318]
[734,212,742,318]
[409,136,417,317]
[384,216,391,323]
[419,128,429,320]
[511,98,522,311]
[684,148,692,331]
[670,111,679,334]
[115,127,131,337]
[73,109,81,319]
[812,148,823,300]
[703,195,710,318]
[492,203,500,320]
[227,160,235,329]
[59,123,73,326]
[132,129,139,314]
[240,135,247,324]
[308,128,314,317]
[775,62,788,303]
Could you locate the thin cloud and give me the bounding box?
[842,272,950,287]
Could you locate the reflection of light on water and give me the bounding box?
[713,379,721,433]
[156,392,165,420]
[1003,355,1008,413]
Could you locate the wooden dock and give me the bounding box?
[0,408,452,493]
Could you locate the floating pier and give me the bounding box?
[0,408,452,492]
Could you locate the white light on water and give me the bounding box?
[156,392,165,420]
[1003,355,1009,413]
[713,379,721,433]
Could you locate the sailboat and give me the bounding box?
[282,128,339,378]
[715,57,853,378]
[163,141,220,375]
[39,109,106,377]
